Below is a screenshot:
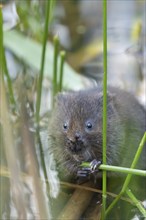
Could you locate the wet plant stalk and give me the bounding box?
[3,52,16,106]
[20,101,49,219]
[80,162,146,176]
[36,0,54,124]
[105,132,146,217]
[0,9,15,107]
[0,9,27,218]
[102,0,107,219]
[121,132,146,192]
[126,188,146,217]
[59,51,66,92]
[52,35,59,103]
[0,9,3,73]
[100,165,146,176]
[36,129,50,197]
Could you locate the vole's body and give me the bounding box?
[49,86,145,177]
[49,86,146,219]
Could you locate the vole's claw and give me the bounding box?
[77,160,101,177]
[90,159,102,172]
[77,169,90,177]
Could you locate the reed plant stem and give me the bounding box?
[102,0,107,218]
[126,188,146,217]
[36,0,54,124]
[0,10,27,218]
[100,165,146,176]
[81,162,146,176]
[0,9,3,74]
[3,54,16,106]
[0,9,15,107]
[105,132,146,217]
[52,35,59,102]
[36,128,50,206]
[59,51,66,92]
[121,132,146,193]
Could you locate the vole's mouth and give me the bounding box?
[72,154,84,162]
[66,142,94,162]
[71,150,93,163]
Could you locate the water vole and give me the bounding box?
[48,86,146,219]
[49,86,145,182]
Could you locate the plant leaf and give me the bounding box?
[4,30,89,90]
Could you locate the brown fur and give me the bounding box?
[49,86,146,218]
[49,86,145,180]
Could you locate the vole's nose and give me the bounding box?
[75,132,81,140]
[67,132,83,153]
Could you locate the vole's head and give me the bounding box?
[51,89,116,165]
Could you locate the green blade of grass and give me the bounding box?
[105,132,146,217]
[59,51,66,92]
[36,0,54,124]
[80,162,146,176]
[126,188,146,217]
[0,9,15,107]
[102,0,107,219]
[52,35,59,102]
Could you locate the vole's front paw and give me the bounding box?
[77,159,102,177]
[90,159,102,172]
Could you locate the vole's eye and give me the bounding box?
[63,123,68,130]
[86,122,92,129]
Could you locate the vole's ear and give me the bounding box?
[55,93,64,105]
[107,92,116,116]
[55,92,69,105]
[56,93,63,102]
[97,91,116,116]
[98,91,115,102]
[107,91,115,102]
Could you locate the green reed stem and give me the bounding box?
[3,50,16,106]
[36,0,54,124]
[0,10,27,218]
[121,132,146,193]
[0,9,15,107]
[52,35,59,103]
[126,188,146,217]
[59,51,66,92]
[36,128,50,200]
[80,162,146,176]
[100,165,146,176]
[0,9,3,74]
[105,132,146,217]
[102,0,107,219]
